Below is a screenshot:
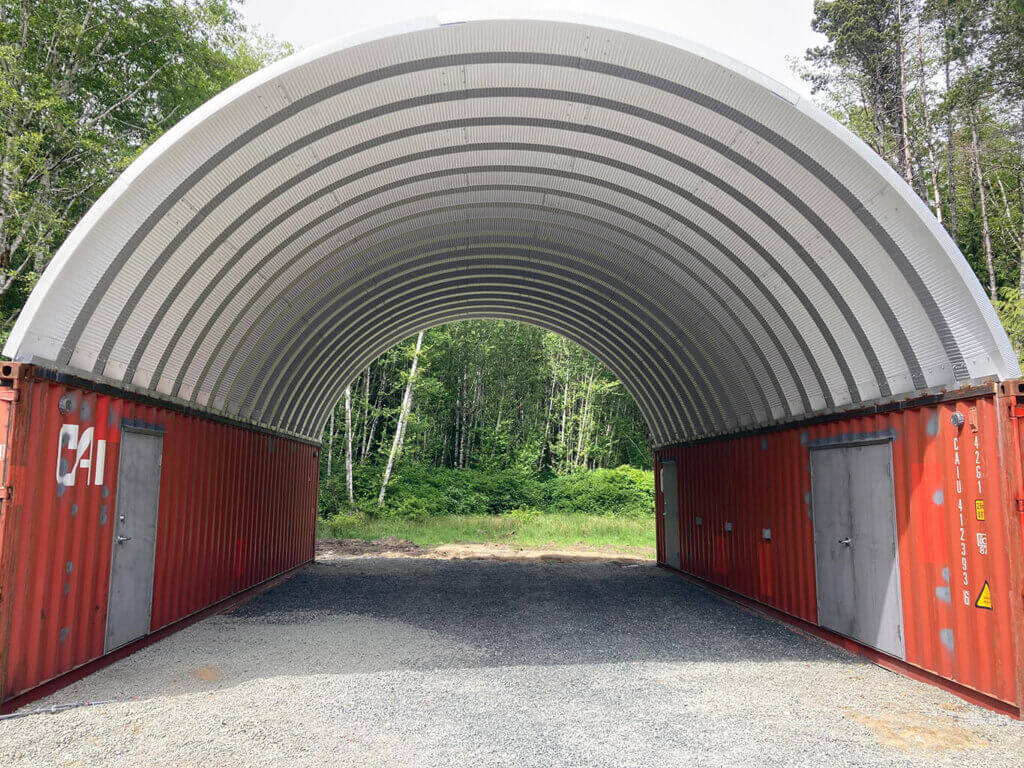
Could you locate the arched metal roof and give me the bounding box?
[6,16,1019,445]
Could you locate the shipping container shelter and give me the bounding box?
[0,15,1022,716]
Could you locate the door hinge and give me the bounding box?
[0,486,12,500]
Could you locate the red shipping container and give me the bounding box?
[656,382,1024,717]
[0,365,318,705]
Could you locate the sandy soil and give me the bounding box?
[315,537,653,564]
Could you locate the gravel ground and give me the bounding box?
[1,556,1022,767]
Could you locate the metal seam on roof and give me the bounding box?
[81,65,914,376]
[230,205,783,405]
[114,93,910,391]
[170,183,815,413]
[241,249,727,433]
[5,17,1018,444]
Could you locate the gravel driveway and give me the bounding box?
[2,555,1022,767]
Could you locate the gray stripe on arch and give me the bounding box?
[114,104,892,400]
[240,246,750,434]
[187,198,802,420]
[178,164,842,412]
[57,52,960,397]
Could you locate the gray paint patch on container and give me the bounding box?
[108,407,115,426]
[71,503,78,517]
[933,489,944,505]
[941,566,950,582]
[57,456,70,497]
[100,505,108,525]
[59,628,69,643]
[102,485,109,499]
[63,582,70,596]
[935,585,951,603]
[80,400,91,421]
[66,561,73,574]
[927,412,940,437]
[760,437,768,451]
[939,628,955,652]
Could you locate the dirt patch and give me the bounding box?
[844,709,990,752]
[315,537,652,564]
[316,537,422,558]
[190,666,222,682]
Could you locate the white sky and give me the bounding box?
[241,0,824,99]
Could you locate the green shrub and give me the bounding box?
[543,466,655,518]
[318,461,654,519]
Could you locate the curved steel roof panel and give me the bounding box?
[6,16,1019,444]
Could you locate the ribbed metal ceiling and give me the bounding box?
[6,17,1019,445]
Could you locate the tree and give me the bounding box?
[0,0,288,341]
[378,330,424,507]
[344,384,353,504]
[807,0,912,176]
[802,0,1024,353]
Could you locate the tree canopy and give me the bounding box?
[0,0,288,341]
[801,0,1024,348]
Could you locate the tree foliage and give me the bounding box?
[0,0,287,341]
[319,320,653,514]
[803,0,1024,324]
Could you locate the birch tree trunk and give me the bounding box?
[917,19,943,223]
[344,384,354,504]
[940,10,958,242]
[575,366,596,468]
[969,114,997,301]
[559,363,570,471]
[378,331,424,507]
[896,0,916,187]
[326,408,334,477]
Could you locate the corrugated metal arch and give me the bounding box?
[5,15,1019,445]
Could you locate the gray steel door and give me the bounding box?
[105,429,163,653]
[811,442,904,659]
[661,460,680,568]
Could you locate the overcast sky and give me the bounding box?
[241,0,824,99]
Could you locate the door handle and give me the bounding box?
[838,537,851,546]
[117,535,132,544]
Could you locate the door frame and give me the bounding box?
[103,422,165,653]
[809,437,905,659]
[660,457,680,569]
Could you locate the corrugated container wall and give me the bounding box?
[655,383,1024,716]
[0,366,318,704]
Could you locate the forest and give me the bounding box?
[797,0,1024,343]
[316,321,655,522]
[2,1,1024,534]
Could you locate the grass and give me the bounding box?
[317,513,656,557]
